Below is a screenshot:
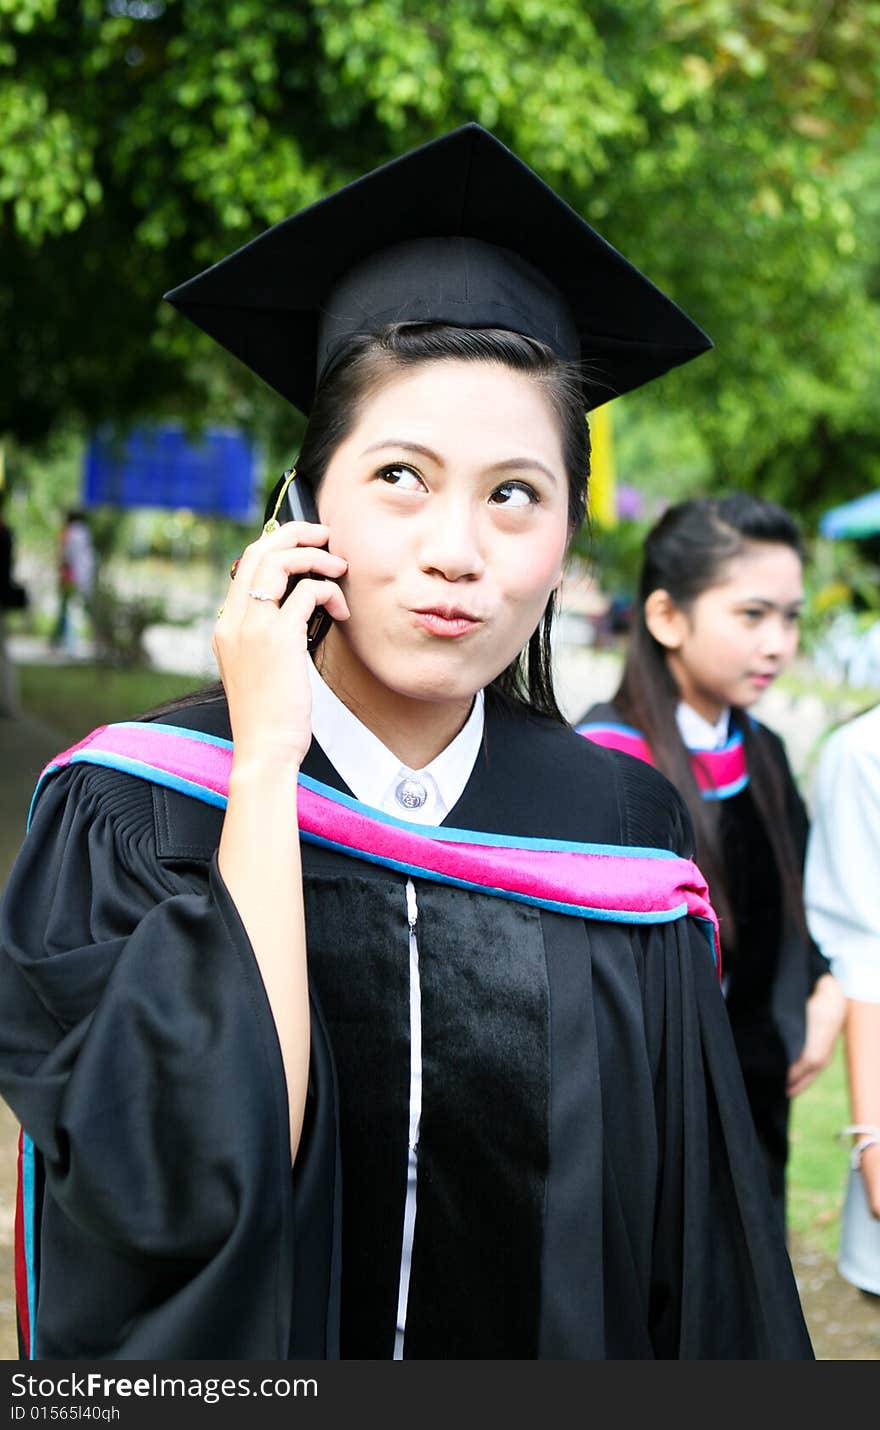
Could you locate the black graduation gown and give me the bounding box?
[0,693,813,1359]
[582,701,830,1212]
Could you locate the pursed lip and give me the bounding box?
[747,671,777,684]
[409,605,486,638]
[411,604,484,622]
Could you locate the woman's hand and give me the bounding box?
[859,1142,880,1220]
[214,519,349,1161]
[786,972,847,1099]
[842,1000,880,1219]
[212,521,350,768]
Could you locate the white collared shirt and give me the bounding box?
[675,700,731,751]
[805,704,880,1003]
[306,657,485,824]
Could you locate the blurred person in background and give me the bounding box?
[578,494,845,1228]
[50,509,95,656]
[0,488,26,717]
[805,702,880,1297]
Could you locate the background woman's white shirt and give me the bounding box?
[676,701,731,750]
[805,704,880,1003]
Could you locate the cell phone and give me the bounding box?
[275,468,319,527]
[264,468,334,651]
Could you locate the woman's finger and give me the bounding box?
[786,1052,826,1098]
[222,529,341,615]
[274,547,348,581]
[279,576,351,629]
[243,549,348,610]
[249,519,331,558]
[217,575,350,656]
[227,521,331,591]
[230,529,334,582]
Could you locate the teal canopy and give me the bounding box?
[819,490,880,539]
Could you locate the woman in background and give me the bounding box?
[806,702,880,1295]
[51,509,95,655]
[0,488,24,717]
[579,494,845,1224]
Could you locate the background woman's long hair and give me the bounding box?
[614,493,808,952]
[149,322,590,725]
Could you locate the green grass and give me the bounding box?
[777,664,878,715]
[788,1039,850,1257]
[19,663,206,745]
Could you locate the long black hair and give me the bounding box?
[151,322,590,724]
[613,493,806,951]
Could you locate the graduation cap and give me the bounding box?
[164,123,712,417]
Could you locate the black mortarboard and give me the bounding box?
[164,123,712,416]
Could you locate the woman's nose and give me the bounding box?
[759,615,790,659]
[417,500,485,581]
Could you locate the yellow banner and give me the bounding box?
[588,403,616,528]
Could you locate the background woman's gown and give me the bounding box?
[581,699,830,1218]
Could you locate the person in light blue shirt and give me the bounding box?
[806,703,880,1278]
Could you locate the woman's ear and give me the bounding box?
[644,589,688,651]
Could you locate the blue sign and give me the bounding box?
[84,425,260,519]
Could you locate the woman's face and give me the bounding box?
[659,542,804,722]
[314,359,571,715]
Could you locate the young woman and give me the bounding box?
[0,127,812,1359]
[579,494,845,1223]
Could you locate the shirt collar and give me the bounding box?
[675,700,731,751]
[306,657,485,824]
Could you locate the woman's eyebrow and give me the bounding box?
[736,597,805,610]
[361,439,443,463]
[487,457,560,485]
[361,441,559,483]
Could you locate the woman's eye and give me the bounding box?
[377,463,425,491]
[489,481,539,508]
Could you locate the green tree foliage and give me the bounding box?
[2,0,879,515]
